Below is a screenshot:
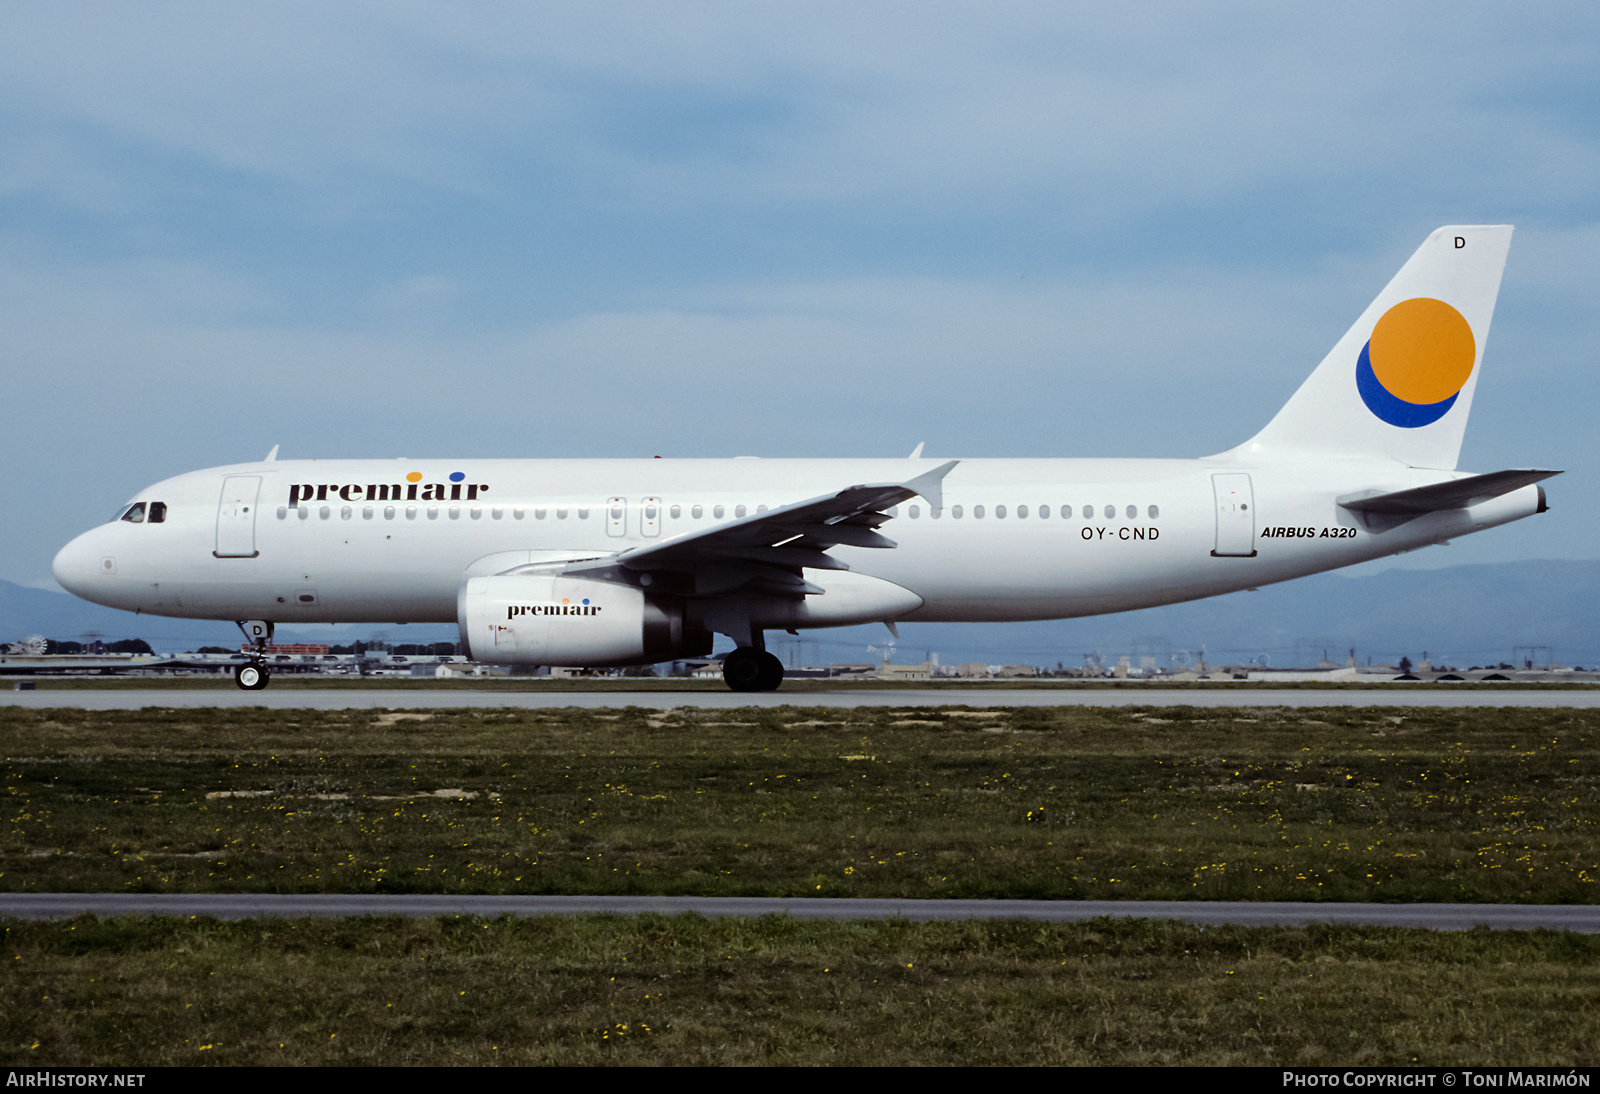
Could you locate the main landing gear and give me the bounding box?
[722,646,785,692]
[234,619,274,691]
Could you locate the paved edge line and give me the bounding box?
[4,895,1599,932]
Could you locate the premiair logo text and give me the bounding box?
[507,598,601,619]
[288,471,489,507]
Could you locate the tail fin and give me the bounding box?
[1237,225,1512,469]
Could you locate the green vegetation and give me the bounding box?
[6,913,1600,1066]
[3,704,1597,903]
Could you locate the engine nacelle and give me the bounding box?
[458,574,709,666]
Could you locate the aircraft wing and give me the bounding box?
[556,460,959,597]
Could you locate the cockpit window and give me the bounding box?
[148,502,167,524]
[119,503,146,524]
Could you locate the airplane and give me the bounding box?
[52,225,1557,692]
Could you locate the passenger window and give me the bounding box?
[995,505,1006,519]
[1104,505,1115,519]
[908,504,920,518]
[384,506,395,520]
[974,505,985,519]
[1017,505,1027,519]
[513,507,524,520]
[1040,504,1051,519]
[120,503,145,524]
[1148,505,1159,519]
[693,505,704,519]
[277,507,288,520]
[736,505,747,518]
[757,504,768,514]
[556,508,568,520]
[148,502,167,524]
[319,506,331,519]
[341,507,352,520]
[363,506,374,520]
[578,507,589,519]
[471,507,482,519]
[535,508,547,520]
[492,507,503,520]
[952,505,963,519]
[1082,505,1093,519]
[670,505,681,519]
[930,507,942,519]
[426,506,437,519]
[298,507,310,521]
[448,506,458,520]
[406,506,417,520]
[713,505,725,519]
[1126,505,1137,519]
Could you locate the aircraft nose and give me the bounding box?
[53,529,107,598]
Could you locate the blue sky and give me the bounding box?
[3,1,1597,590]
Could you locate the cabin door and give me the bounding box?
[1211,473,1257,557]
[215,476,262,558]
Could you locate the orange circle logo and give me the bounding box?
[1356,297,1475,428]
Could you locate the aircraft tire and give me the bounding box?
[235,664,270,691]
[756,651,785,691]
[722,648,770,692]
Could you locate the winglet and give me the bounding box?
[908,442,925,459]
[264,445,279,462]
[902,459,959,510]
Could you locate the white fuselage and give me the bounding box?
[52,455,1543,630]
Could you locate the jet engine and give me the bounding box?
[458,573,711,667]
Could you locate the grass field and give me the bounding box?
[4,702,1598,1065]
[7,913,1600,1066]
[3,703,1598,902]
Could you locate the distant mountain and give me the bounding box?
[5,559,1595,667]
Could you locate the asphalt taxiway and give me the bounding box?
[6,686,1600,710]
[4,893,1598,931]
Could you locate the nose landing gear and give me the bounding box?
[235,662,270,690]
[234,619,274,691]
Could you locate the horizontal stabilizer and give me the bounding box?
[1338,469,1560,515]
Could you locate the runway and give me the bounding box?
[6,685,1600,710]
[4,893,1597,931]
